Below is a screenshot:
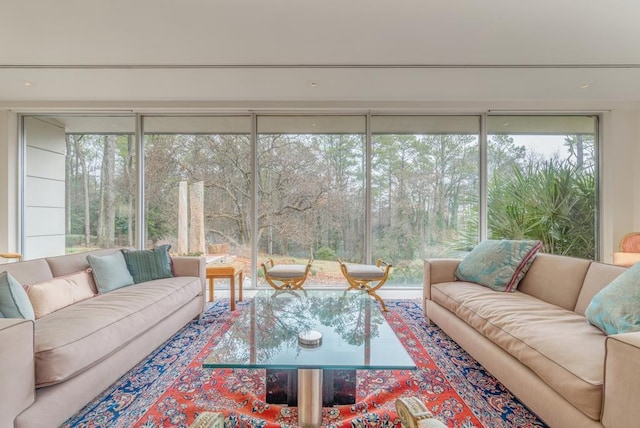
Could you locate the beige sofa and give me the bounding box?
[423,253,640,428]
[0,248,206,428]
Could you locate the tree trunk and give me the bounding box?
[80,149,91,247]
[576,135,584,169]
[65,137,72,235]
[126,135,134,247]
[99,135,116,247]
[189,181,206,254]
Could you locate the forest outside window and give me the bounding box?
[22,115,136,260]
[20,113,599,287]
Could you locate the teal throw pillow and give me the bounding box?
[0,271,35,319]
[121,244,174,284]
[455,239,542,292]
[585,262,640,335]
[87,252,134,293]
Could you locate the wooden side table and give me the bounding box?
[205,261,244,311]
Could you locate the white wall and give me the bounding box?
[22,116,66,259]
[0,110,18,255]
[599,110,640,262]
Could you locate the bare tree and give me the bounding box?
[98,135,116,247]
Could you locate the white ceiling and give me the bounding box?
[2,0,640,106]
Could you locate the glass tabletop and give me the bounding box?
[203,289,416,370]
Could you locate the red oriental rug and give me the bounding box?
[62,299,547,427]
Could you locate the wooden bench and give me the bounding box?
[339,258,391,311]
[261,258,313,290]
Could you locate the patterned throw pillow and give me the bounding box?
[455,239,543,292]
[121,244,174,284]
[26,270,96,318]
[585,262,640,335]
[0,271,35,319]
[87,252,135,293]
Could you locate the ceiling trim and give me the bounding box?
[2,63,640,70]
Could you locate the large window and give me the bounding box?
[487,116,597,259]
[22,115,136,259]
[257,116,366,287]
[372,116,480,286]
[142,116,252,269]
[20,113,599,287]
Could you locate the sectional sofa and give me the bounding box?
[0,248,206,428]
[424,253,640,428]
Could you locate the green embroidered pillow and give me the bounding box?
[455,239,542,292]
[121,244,174,284]
[585,262,640,335]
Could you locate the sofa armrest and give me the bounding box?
[602,332,640,428]
[173,256,206,314]
[0,319,35,428]
[172,256,206,278]
[423,258,461,306]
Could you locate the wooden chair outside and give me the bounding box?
[338,258,392,312]
[262,258,313,290]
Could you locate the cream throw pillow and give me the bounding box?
[26,270,96,319]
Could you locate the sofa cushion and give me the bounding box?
[122,244,174,283]
[33,275,201,387]
[0,258,53,287]
[455,240,542,292]
[431,281,605,420]
[87,252,134,293]
[26,270,96,319]
[585,262,640,335]
[575,262,626,316]
[46,248,122,279]
[0,271,35,320]
[517,253,592,311]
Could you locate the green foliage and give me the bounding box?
[315,246,336,261]
[488,159,595,259]
[65,234,85,247]
[387,260,423,285]
[146,205,170,245]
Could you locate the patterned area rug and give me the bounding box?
[62,299,547,427]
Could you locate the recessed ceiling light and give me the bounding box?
[310,82,317,87]
[23,81,32,87]
[581,83,589,89]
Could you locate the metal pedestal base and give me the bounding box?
[298,368,323,428]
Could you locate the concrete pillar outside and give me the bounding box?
[189,181,205,254]
[178,181,188,254]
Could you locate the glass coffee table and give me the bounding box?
[203,289,416,427]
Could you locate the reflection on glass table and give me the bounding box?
[203,289,416,427]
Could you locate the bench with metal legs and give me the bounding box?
[338,258,392,312]
[261,258,313,290]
